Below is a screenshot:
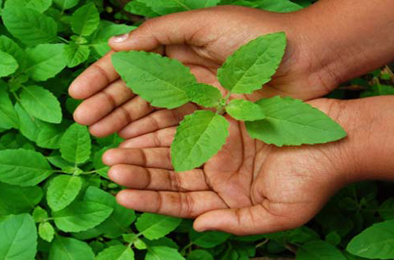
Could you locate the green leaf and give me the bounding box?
[39,222,55,242]
[347,220,394,259]
[245,96,347,146]
[4,0,52,13]
[0,84,19,129]
[20,85,62,124]
[190,230,230,248]
[26,44,66,81]
[14,103,41,141]
[60,123,92,164]
[226,99,266,121]
[53,201,113,232]
[218,32,286,94]
[124,1,159,18]
[2,7,57,46]
[32,206,48,222]
[379,198,394,220]
[47,175,83,211]
[0,182,43,215]
[0,149,52,186]
[49,236,95,260]
[53,0,79,10]
[96,245,134,260]
[187,250,214,260]
[233,0,302,13]
[71,3,100,36]
[171,110,229,172]
[296,240,346,260]
[91,21,136,57]
[187,83,222,108]
[36,121,67,149]
[137,0,220,15]
[0,214,37,260]
[0,36,27,70]
[0,51,18,77]
[361,84,394,97]
[136,213,182,240]
[145,246,185,260]
[64,43,90,68]
[112,51,196,109]
[84,187,136,238]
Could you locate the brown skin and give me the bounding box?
[69,1,394,235]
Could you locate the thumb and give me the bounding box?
[108,11,204,52]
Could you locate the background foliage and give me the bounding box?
[0,0,393,259]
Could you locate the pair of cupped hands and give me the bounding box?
[68,6,379,235]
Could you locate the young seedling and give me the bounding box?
[112,32,347,172]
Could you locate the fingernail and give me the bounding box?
[112,33,129,43]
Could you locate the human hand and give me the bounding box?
[68,5,339,139]
[101,97,372,235]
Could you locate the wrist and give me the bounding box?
[293,0,394,93]
[331,96,394,183]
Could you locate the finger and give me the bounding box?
[89,96,155,137]
[109,11,208,51]
[118,103,196,139]
[119,127,176,149]
[193,204,306,236]
[116,189,227,218]
[108,164,209,191]
[103,148,173,170]
[73,79,134,126]
[69,52,119,100]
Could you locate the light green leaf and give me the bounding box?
[47,175,83,211]
[2,7,57,46]
[187,250,214,260]
[71,3,100,36]
[60,123,92,164]
[137,0,220,15]
[0,149,52,186]
[4,0,52,13]
[96,245,134,260]
[136,213,182,240]
[347,220,394,259]
[245,96,347,146]
[53,201,113,232]
[112,51,196,109]
[84,187,136,238]
[26,44,66,81]
[91,21,136,57]
[0,36,27,70]
[190,230,230,248]
[0,182,43,215]
[20,85,62,124]
[53,0,79,10]
[379,198,394,220]
[0,84,19,129]
[32,206,48,222]
[0,51,18,77]
[226,99,266,121]
[0,214,37,260]
[145,246,185,260]
[49,236,94,260]
[296,240,346,260]
[218,32,286,94]
[171,110,229,172]
[39,222,55,242]
[187,83,222,108]
[64,43,90,68]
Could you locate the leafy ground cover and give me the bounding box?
[0,0,393,260]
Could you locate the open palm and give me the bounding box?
[69,6,334,139]
[103,99,350,235]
